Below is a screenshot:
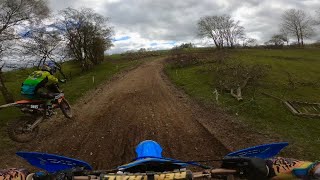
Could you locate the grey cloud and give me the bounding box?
[48,0,320,53]
[48,0,78,11]
[102,0,238,41]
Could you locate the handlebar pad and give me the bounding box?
[100,171,193,180]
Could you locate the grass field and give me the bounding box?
[166,48,320,160]
[0,57,143,148]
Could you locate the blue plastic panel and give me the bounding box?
[225,142,289,159]
[16,152,92,173]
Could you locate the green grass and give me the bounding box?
[166,48,320,161]
[0,58,143,148]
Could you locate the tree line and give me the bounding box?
[197,8,320,48]
[0,0,113,103]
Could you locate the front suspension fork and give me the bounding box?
[27,116,44,130]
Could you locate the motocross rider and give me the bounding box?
[20,61,65,117]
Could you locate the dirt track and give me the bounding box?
[2,58,277,169]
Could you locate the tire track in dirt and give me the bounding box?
[2,57,278,170]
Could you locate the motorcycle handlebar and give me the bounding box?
[193,169,238,179]
[36,168,259,180]
[70,170,236,180]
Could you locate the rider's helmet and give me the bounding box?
[41,61,58,75]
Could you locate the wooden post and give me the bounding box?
[213,89,219,104]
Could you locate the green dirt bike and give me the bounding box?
[0,84,72,143]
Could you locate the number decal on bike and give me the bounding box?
[30,105,39,109]
[38,158,77,166]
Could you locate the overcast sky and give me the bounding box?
[48,0,320,54]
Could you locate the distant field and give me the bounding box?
[0,57,143,148]
[166,48,320,160]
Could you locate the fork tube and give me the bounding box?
[29,117,44,130]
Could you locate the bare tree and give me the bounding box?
[0,0,49,44]
[279,30,290,45]
[21,26,64,67]
[216,63,270,101]
[198,15,245,49]
[0,0,49,103]
[265,34,288,48]
[281,9,315,47]
[222,17,245,48]
[242,37,258,47]
[198,16,221,48]
[59,8,113,71]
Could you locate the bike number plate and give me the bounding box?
[30,105,39,109]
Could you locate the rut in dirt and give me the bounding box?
[4,58,229,169]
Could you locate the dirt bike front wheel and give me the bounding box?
[7,116,39,143]
[59,99,73,119]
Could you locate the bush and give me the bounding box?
[120,51,161,61]
[214,63,271,91]
[166,53,201,68]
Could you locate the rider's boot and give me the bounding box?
[45,99,56,118]
[46,104,54,117]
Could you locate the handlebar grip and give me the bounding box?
[26,173,35,180]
